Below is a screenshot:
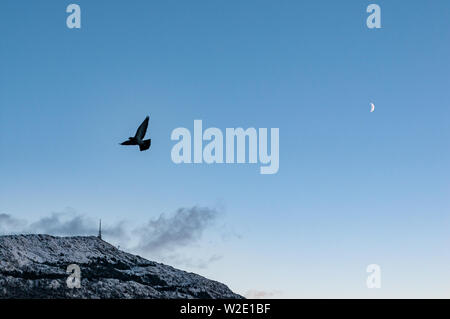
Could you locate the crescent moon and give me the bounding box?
[370,103,375,112]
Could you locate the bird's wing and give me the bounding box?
[134,116,149,139]
[120,140,137,145]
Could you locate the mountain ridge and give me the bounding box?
[0,234,242,299]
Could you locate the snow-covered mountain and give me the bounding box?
[0,234,242,299]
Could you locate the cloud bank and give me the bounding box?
[245,290,283,299]
[135,207,218,253]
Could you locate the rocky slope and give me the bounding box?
[0,234,242,299]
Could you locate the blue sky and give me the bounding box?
[1,1,449,298]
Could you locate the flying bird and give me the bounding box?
[120,116,151,151]
[370,102,375,112]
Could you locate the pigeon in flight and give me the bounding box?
[120,116,151,151]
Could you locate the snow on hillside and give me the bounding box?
[0,234,242,299]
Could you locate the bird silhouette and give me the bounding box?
[120,116,151,151]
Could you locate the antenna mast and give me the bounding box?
[98,219,102,240]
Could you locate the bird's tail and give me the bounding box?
[139,139,151,151]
